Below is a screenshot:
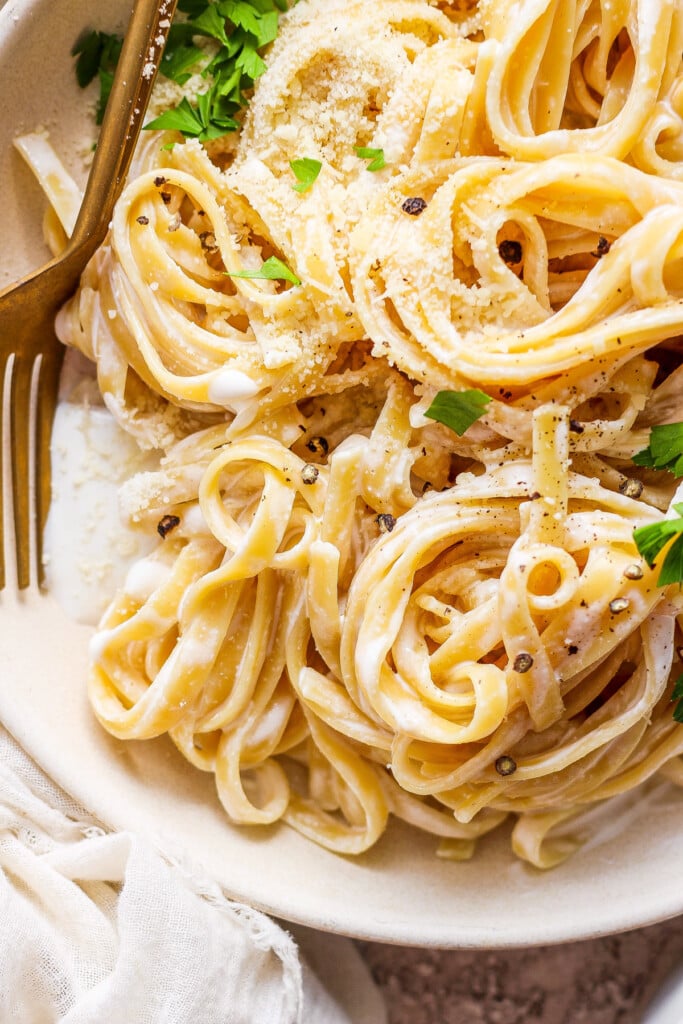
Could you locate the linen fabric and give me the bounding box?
[0,726,384,1023]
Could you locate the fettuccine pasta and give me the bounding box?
[27,0,683,866]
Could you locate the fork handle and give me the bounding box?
[0,0,178,313]
[69,0,179,256]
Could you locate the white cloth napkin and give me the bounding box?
[0,726,386,1023]
[642,967,683,1024]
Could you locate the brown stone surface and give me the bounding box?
[358,916,683,1023]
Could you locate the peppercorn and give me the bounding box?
[592,236,611,258]
[401,197,427,216]
[495,755,517,777]
[199,231,219,253]
[377,513,396,533]
[498,240,522,264]
[619,478,643,499]
[306,436,329,456]
[157,514,180,539]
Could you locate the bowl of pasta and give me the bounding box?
[2,0,683,947]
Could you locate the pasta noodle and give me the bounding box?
[25,0,683,866]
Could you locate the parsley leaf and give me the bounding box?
[71,29,121,87]
[424,390,491,436]
[159,23,208,85]
[632,423,683,477]
[235,43,267,79]
[145,96,206,138]
[290,158,322,193]
[671,674,683,723]
[218,0,260,37]
[178,0,210,14]
[75,2,288,143]
[633,503,683,585]
[661,538,683,587]
[191,3,232,46]
[145,70,244,139]
[252,9,280,46]
[146,2,287,140]
[355,146,386,172]
[71,30,123,124]
[96,69,116,124]
[225,255,301,285]
[72,30,106,88]
[220,0,271,42]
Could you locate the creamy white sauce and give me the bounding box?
[180,502,211,536]
[88,628,114,662]
[179,635,219,668]
[246,698,290,747]
[123,557,172,604]
[207,368,261,409]
[44,354,160,624]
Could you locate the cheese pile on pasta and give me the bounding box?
[48,0,683,866]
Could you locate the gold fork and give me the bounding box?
[0,0,177,591]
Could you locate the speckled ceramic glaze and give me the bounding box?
[3,0,683,948]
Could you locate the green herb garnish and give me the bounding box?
[225,255,301,286]
[146,1,284,140]
[633,503,683,586]
[424,389,491,436]
[71,30,123,124]
[290,158,322,193]
[633,423,683,477]
[355,146,386,172]
[177,0,214,15]
[145,93,238,141]
[74,1,288,140]
[672,674,683,724]
[159,23,208,85]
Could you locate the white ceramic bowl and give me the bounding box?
[3,0,683,948]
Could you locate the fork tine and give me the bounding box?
[0,354,9,591]
[0,0,176,593]
[1,346,64,593]
[9,354,35,589]
[35,347,63,587]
